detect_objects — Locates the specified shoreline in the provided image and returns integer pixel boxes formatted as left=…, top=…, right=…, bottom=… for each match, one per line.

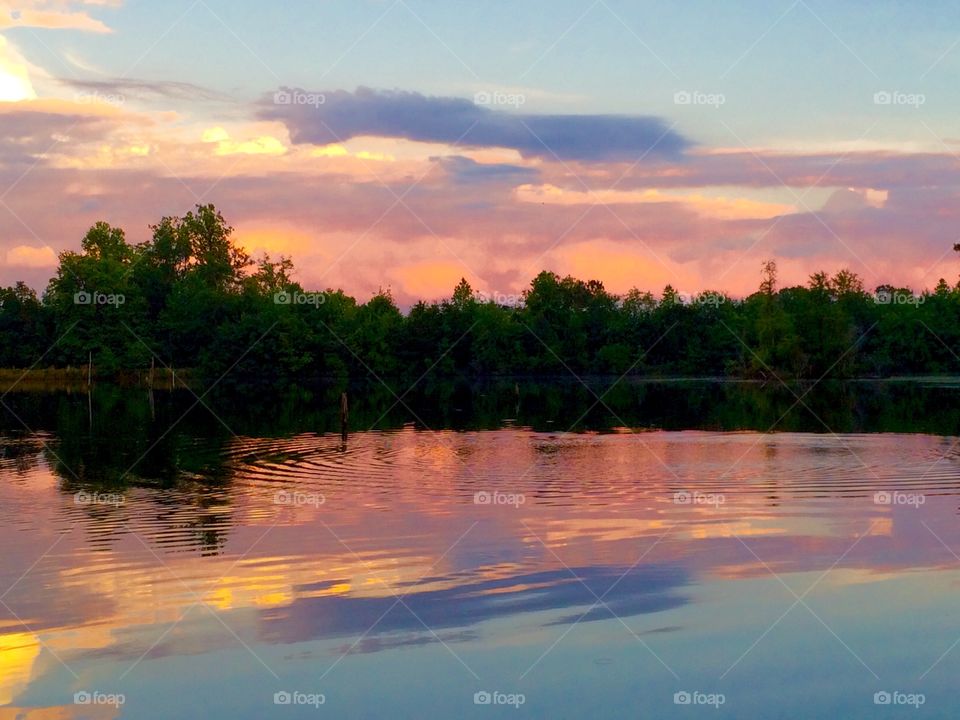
left=4, top=368, right=960, bottom=393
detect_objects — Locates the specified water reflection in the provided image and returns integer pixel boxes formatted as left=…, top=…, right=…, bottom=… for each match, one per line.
left=2, top=383, right=960, bottom=717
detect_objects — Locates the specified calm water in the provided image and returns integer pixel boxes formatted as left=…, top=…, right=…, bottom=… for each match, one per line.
left=3, top=381, right=960, bottom=718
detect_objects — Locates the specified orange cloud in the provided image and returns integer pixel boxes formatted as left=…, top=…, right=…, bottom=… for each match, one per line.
left=552, top=240, right=698, bottom=294
left=6, top=245, right=58, bottom=268
left=391, top=260, right=484, bottom=300
left=234, top=225, right=318, bottom=257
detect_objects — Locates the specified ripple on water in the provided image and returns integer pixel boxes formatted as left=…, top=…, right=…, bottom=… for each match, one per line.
left=211, top=429, right=960, bottom=504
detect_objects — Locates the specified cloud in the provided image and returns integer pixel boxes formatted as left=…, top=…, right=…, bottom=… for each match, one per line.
left=260, top=86, right=691, bottom=162
left=0, top=106, right=116, bottom=165
left=6, top=244, right=58, bottom=268
left=390, top=260, right=487, bottom=300
left=514, top=184, right=795, bottom=220
left=0, top=101, right=956, bottom=306
left=309, top=143, right=395, bottom=162
left=259, top=562, right=689, bottom=643
left=433, top=155, right=538, bottom=184
left=821, top=187, right=888, bottom=214
left=0, top=159, right=943, bottom=305
left=0, top=36, right=36, bottom=102
left=0, top=1, right=117, bottom=33
left=612, top=150, right=960, bottom=190
left=58, top=77, right=231, bottom=103
left=201, top=126, right=286, bottom=156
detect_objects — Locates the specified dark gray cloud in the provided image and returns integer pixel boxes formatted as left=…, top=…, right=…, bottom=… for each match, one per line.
left=432, top=155, right=539, bottom=184
left=259, top=86, right=692, bottom=162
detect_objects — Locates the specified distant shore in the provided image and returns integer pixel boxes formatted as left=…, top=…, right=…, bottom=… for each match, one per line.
left=5, top=368, right=960, bottom=394
left=0, top=367, right=196, bottom=393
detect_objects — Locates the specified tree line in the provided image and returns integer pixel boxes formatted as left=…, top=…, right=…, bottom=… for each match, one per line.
left=1, top=204, right=958, bottom=384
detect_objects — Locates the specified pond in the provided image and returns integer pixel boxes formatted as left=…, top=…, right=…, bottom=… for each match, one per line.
left=1, top=379, right=959, bottom=718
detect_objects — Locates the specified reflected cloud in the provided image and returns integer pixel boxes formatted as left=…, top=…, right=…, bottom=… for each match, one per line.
left=258, top=563, right=690, bottom=645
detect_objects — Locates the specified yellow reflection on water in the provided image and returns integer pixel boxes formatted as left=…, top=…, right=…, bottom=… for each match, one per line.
left=0, top=631, right=40, bottom=704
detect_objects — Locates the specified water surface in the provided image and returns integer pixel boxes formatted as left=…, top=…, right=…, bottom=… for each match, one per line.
left=2, top=381, right=960, bottom=718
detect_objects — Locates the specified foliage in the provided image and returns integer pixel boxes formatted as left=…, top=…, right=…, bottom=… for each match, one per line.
left=3, top=206, right=959, bottom=384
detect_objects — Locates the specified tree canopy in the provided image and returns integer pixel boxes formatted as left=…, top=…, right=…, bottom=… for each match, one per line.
left=2, top=205, right=958, bottom=384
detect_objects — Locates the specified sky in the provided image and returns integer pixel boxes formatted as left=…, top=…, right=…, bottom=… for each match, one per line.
left=0, top=0, right=959, bottom=304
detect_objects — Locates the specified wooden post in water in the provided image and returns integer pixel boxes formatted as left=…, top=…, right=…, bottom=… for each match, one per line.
left=87, top=351, right=92, bottom=388
left=148, top=357, right=155, bottom=389
left=340, top=391, right=349, bottom=441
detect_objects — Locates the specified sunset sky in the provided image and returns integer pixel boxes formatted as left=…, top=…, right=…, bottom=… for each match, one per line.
left=1, top=0, right=959, bottom=304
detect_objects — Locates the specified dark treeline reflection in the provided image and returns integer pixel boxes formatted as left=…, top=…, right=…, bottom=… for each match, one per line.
left=4, top=379, right=960, bottom=489
left=3, top=379, right=960, bottom=556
